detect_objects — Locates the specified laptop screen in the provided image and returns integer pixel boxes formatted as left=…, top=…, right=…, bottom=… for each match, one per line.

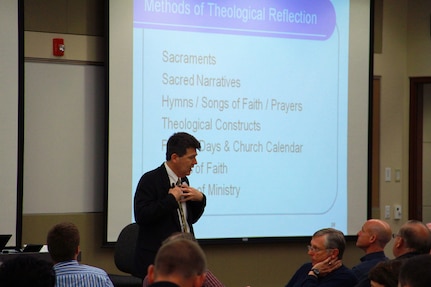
left=0, top=234, right=12, bottom=250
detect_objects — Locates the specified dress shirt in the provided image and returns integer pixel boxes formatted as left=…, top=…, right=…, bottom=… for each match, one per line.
left=165, top=162, right=189, bottom=232
left=54, top=260, right=114, bottom=287
left=203, top=270, right=225, bottom=287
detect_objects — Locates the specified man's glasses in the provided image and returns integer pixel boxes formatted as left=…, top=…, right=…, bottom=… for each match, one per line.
left=392, top=233, right=400, bottom=239
left=307, top=245, right=330, bottom=252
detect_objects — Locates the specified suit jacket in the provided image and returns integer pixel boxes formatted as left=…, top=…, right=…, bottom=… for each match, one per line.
left=133, top=164, right=206, bottom=278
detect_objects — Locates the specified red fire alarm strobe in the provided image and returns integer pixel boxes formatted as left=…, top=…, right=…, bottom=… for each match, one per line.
left=53, top=38, right=65, bottom=56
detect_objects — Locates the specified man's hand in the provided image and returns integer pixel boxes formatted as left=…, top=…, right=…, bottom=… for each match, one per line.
left=168, top=185, right=183, bottom=201
left=309, top=257, right=342, bottom=277
left=168, top=183, right=204, bottom=202
left=179, top=183, right=204, bottom=202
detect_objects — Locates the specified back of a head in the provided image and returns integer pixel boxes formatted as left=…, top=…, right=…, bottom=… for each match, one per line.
left=368, top=260, right=402, bottom=287
left=368, top=219, right=392, bottom=247
left=0, top=256, right=55, bottom=287
left=399, top=254, right=431, bottom=287
left=47, top=222, right=80, bottom=263
left=313, top=228, right=346, bottom=259
left=399, top=220, right=431, bottom=254
left=153, top=238, right=206, bottom=280
left=162, top=232, right=197, bottom=244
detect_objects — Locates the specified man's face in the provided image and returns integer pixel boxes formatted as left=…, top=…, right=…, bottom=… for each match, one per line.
left=356, top=222, right=372, bottom=249
left=307, top=235, right=334, bottom=265
left=174, top=148, right=198, bottom=177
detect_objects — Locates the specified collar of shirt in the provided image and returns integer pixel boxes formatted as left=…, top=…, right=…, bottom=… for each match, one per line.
left=164, top=162, right=180, bottom=186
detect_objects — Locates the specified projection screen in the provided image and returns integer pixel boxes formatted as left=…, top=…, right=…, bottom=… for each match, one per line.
left=106, top=0, right=371, bottom=243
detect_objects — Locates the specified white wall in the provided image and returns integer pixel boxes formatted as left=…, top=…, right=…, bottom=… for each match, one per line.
left=374, top=0, right=408, bottom=235
left=23, top=62, right=105, bottom=213
left=406, top=1, right=431, bottom=222
left=0, top=0, right=19, bottom=245
left=372, top=0, right=431, bottom=234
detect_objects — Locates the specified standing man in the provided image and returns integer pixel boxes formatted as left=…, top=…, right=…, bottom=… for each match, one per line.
left=133, top=132, right=206, bottom=279
left=285, top=228, right=357, bottom=287
left=352, top=219, right=392, bottom=287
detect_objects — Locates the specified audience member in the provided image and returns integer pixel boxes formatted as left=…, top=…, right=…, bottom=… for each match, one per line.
left=368, top=259, right=402, bottom=287
left=426, top=222, right=431, bottom=253
left=142, top=232, right=224, bottom=287
left=147, top=237, right=207, bottom=287
left=398, top=254, right=431, bottom=287
left=134, top=132, right=206, bottom=278
left=284, top=228, right=357, bottom=287
left=0, top=255, right=55, bottom=287
left=392, top=220, right=431, bottom=259
left=47, top=222, right=114, bottom=287
left=352, top=219, right=392, bottom=287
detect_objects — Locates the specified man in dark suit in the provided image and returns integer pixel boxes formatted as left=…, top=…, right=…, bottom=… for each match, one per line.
left=133, top=132, right=206, bottom=279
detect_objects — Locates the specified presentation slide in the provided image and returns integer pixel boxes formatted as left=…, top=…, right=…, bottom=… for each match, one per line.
left=107, top=0, right=370, bottom=243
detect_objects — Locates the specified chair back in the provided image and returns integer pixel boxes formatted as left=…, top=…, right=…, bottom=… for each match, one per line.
left=114, top=223, right=139, bottom=274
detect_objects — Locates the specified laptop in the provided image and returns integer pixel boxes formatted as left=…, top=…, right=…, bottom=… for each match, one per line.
left=22, top=244, right=44, bottom=253
left=0, top=234, right=12, bottom=251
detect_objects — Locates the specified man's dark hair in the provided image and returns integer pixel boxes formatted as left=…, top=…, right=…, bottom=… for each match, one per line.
left=399, top=254, right=431, bottom=287
left=0, top=256, right=55, bottom=287
left=368, top=260, right=402, bottom=287
left=166, top=132, right=201, bottom=161
left=398, top=220, right=431, bottom=254
left=313, top=228, right=346, bottom=259
left=47, top=222, right=80, bottom=262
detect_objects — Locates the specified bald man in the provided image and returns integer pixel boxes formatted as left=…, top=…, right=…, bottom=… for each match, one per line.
left=352, top=219, right=392, bottom=287
left=393, top=220, right=431, bottom=260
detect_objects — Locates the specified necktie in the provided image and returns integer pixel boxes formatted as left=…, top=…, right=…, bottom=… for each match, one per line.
left=176, top=178, right=189, bottom=233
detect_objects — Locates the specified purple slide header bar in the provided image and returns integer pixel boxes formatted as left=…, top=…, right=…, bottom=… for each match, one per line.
left=134, top=0, right=336, bottom=40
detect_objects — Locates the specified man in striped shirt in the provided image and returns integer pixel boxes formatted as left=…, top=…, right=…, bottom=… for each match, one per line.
left=47, top=222, right=114, bottom=287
